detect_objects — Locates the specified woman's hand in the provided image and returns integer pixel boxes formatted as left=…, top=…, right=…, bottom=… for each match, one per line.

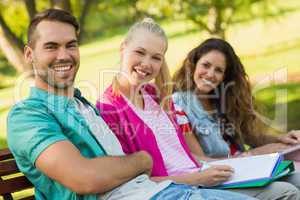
left=196, top=165, right=234, bottom=187
left=150, top=165, right=233, bottom=187
left=277, top=130, right=300, bottom=145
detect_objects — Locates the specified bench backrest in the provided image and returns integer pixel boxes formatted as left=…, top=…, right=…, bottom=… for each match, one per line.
left=0, top=148, right=34, bottom=200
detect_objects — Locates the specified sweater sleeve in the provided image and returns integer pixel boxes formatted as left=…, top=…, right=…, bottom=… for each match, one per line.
left=96, top=100, right=131, bottom=154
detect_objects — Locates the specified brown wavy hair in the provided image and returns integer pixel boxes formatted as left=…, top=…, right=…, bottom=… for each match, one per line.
left=173, top=38, right=263, bottom=147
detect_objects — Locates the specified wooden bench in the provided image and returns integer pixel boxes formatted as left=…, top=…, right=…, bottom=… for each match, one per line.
left=0, top=148, right=34, bottom=200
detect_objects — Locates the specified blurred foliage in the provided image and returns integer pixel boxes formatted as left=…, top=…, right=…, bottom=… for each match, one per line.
left=0, top=0, right=300, bottom=71
left=0, top=0, right=50, bottom=43
left=165, top=0, right=300, bottom=38
left=0, top=0, right=29, bottom=43
left=1, top=0, right=299, bottom=43
left=0, top=52, right=16, bottom=89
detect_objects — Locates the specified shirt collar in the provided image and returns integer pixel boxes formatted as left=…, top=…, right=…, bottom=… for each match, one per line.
left=29, top=87, right=83, bottom=111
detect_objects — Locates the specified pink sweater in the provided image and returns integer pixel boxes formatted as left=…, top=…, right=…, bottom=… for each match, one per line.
left=96, top=84, right=200, bottom=176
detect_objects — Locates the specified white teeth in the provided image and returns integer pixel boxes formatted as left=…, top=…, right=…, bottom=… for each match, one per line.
left=134, top=67, right=149, bottom=77
left=137, top=69, right=147, bottom=76
left=202, top=79, right=214, bottom=86
left=53, top=65, right=72, bottom=72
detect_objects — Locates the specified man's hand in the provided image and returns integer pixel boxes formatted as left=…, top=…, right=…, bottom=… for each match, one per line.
left=278, top=130, right=300, bottom=145
left=137, top=150, right=153, bottom=176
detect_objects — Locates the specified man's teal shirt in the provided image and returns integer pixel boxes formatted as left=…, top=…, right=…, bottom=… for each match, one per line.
left=7, top=87, right=106, bottom=200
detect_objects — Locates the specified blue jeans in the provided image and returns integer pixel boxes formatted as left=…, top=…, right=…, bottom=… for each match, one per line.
left=151, top=183, right=257, bottom=200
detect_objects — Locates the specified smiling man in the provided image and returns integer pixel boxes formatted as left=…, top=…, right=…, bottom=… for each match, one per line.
left=8, top=9, right=162, bottom=200
left=25, top=12, right=80, bottom=95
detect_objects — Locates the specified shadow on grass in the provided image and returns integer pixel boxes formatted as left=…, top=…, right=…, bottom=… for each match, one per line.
left=81, top=25, right=200, bottom=61
left=255, top=82, right=300, bottom=103
left=283, top=98, right=300, bottom=130
left=168, top=28, right=199, bottom=39
left=82, top=24, right=129, bottom=44
left=255, top=82, right=300, bottom=131
left=82, top=19, right=199, bottom=44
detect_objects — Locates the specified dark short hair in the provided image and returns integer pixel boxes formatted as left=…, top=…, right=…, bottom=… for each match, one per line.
left=27, top=8, right=79, bottom=47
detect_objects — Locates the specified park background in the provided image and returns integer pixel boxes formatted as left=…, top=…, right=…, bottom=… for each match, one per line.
left=1, top=0, right=300, bottom=152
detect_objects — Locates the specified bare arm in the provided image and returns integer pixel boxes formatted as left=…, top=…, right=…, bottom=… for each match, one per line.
left=248, top=143, right=291, bottom=155
left=257, top=130, right=300, bottom=146
left=184, top=131, right=212, bottom=161
left=245, top=130, right=300, bottom=155
left=244, top=128, right=300, bottom=147
left=35, top=141, right=152, bottom=195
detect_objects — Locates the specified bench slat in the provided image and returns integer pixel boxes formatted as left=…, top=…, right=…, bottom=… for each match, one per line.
left=0, top=149, right=35, bottom=199
left=0, top=149, right=13, bottom=160
left=20, top=196, right=35, bottom=200
left=0, top=176, right=33, bottom=195
left=2, top=193, right=13, bottom=200
left=2, top=193, right=35, bottom=200
left=0, top=160, right=19, bottom=176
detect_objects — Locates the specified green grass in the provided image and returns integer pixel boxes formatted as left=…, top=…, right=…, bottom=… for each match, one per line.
left=1, top=11, right=300, bottom=149
left=254, top=82, right=300, bottom=132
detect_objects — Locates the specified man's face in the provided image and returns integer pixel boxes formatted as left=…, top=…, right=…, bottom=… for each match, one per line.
left=25, top=20, right=80, bottom=90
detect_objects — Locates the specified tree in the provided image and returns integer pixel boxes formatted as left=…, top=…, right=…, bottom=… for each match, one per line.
left=49, top=0, right=95, bottom=42
left=50, top=0, right=72, bottom=13
left=178, top=0, right=295, bottom=39
left=24, top=0, right=37, bottom=20
left=0, top=0, right=95, bottom=73
left=78, top=0, right=96, bottom=42
left=0, top=2, right=30, bottom=72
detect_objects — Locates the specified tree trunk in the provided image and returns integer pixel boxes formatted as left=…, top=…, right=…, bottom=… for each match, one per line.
left=50, top=0, right=72, bottom=13
left=0, top=14, right=24, bottom=50
left=208, top=6, right=225, bottom=39
left=24, top=0, right=37, bottom=20
left=0, top=29, right=29, bottom=73
left=214, top=29, right=225, bottom=39
left=79, top=0, right=93, bottom=43
left=0, top=14, right=29, bottom=72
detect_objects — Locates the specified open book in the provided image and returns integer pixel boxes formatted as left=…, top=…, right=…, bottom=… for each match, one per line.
left=207, top=153, right=294, bottom=188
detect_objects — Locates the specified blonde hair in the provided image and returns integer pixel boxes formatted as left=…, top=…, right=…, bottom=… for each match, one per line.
left=113, top=17, right=172, bottom=111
